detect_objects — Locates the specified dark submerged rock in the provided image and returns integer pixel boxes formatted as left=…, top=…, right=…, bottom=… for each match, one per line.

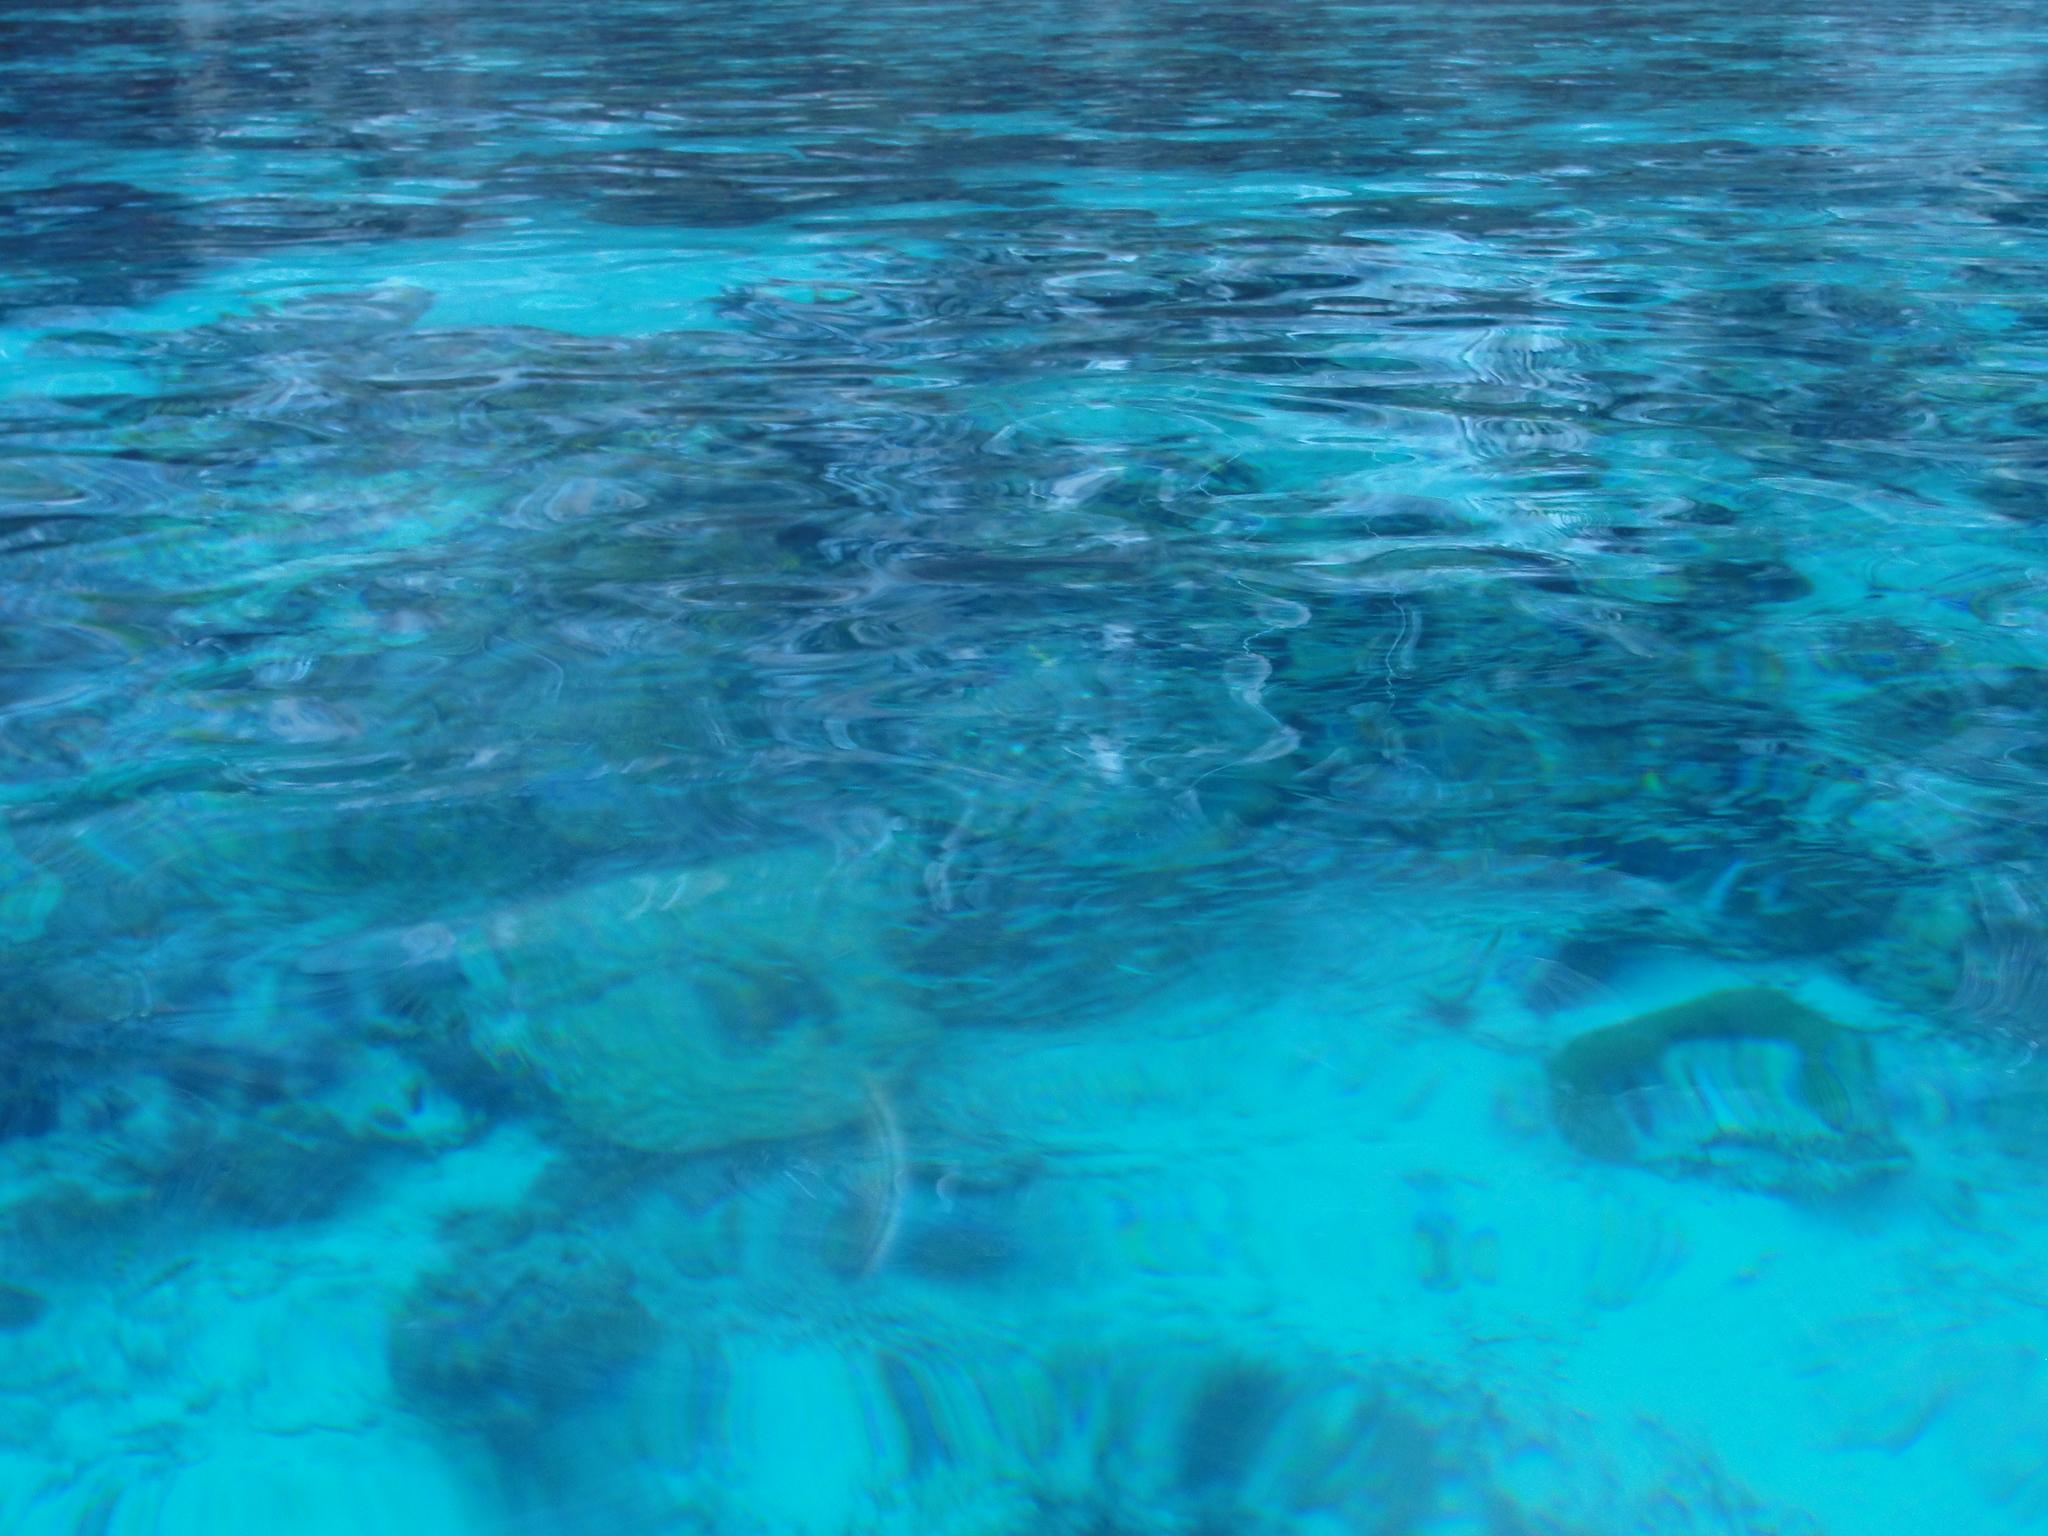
left=0, top=1282, right=48, bottom=1332
left=387, top=1231, right=658, bottom=1434
left=1040, top=1341, right=1443, bottom=1536
left=164, top=1103, right=376, bottom=1227
left=1548, top=987, right=1907, bottom=1196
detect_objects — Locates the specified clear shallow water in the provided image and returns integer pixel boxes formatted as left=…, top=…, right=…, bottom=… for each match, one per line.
left=5, top=0, right=2048, bottom=1529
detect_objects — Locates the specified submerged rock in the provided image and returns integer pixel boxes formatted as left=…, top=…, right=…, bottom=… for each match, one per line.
left=388, top=1231, right=657, bottom=1434
left=162, top=1102, right=377, bottom=1227
left=1033, top=1340, right=1443, bottom=1536
left=462, top=844, right=930, bottom=1156
left=0, top=1282, right=47, bottom=1332
left=1547, top=988, right=1907, bottom=1196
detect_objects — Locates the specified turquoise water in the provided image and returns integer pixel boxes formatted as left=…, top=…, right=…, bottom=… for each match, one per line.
left=5, top=0, right=2048, bottom=1529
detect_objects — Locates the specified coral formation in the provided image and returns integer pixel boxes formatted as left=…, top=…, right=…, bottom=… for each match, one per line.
left=387, top=1230, right=659, bottom=1434
left=1547, top=988, right=1907, bottom=1195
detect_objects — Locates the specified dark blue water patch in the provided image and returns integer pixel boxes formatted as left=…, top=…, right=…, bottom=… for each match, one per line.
left=0, top=179, right=470, bottom=324
left=0, top=182, right=199, bottom=315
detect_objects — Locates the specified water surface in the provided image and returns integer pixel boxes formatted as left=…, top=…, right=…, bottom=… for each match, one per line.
left=5, top=2, right=2048, bottom=1532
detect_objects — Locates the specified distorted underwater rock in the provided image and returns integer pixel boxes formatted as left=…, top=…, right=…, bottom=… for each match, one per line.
left=462, top=843, right=931, bottom=1156
left=1701, top=844, right=1904, bottom=960
left=1547, top=988, right=1907, bottom=1196
left=387, top=1230, right=658, bottom=1434
left=1838, top=878, right=1975, bottom=1021
left=1029, top=1340, right=1444, bottom=1536
left=0, top=1281, right=47, bottom=1332
left=160, top=1102, right=379, bottom=1227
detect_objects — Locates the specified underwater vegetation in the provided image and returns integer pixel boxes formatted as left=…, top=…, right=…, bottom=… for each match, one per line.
left=0, top=1282, right=47, bottom=1333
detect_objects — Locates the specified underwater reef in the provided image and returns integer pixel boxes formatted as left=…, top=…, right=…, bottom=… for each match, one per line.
left=1546, top=988, right=1908, bottom=1196
left=388, top=1225, right=660, bottom=1435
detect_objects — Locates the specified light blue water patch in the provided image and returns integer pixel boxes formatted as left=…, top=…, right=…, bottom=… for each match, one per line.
left=0, top=335, right=159, bottom=401
left=4, top=231, right=909, bottom=356
left=228, top=234, right=798, bottom=334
